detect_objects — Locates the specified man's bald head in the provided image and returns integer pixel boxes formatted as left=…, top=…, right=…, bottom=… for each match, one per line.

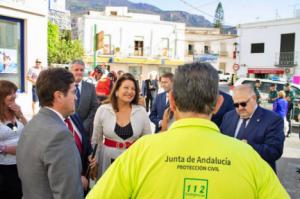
left=232, top=84, right=257, bottom=119
left=233, top=84, right=256, bottom=97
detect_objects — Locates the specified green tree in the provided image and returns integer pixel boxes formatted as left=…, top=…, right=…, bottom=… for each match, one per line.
left=214, top=2, right=224, bottom=29
left=48, top=21, right=60, bottom=64
left=48, top=22, right=84, bottom=64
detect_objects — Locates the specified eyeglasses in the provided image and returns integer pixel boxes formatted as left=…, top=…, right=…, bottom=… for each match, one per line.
left=234, top=98, right=251, bottom=108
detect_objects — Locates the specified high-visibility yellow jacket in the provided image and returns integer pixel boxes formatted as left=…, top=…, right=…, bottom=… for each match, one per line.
left=87, top=118, right=290, bottom=199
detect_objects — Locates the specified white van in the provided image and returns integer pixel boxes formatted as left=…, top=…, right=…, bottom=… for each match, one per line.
left=232, top=78, right=300, bottom=100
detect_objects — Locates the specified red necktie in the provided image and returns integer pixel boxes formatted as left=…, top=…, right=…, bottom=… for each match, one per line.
left=65, top=118, right=83, bottom=154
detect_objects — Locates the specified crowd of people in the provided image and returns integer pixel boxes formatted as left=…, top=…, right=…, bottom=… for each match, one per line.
left=0, top=59, right=293, bottom=198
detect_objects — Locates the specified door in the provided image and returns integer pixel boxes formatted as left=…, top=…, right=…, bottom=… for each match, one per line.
left=279, top=33, right=295, bottom=66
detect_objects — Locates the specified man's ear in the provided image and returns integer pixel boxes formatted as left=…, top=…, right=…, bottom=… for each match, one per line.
left=213, top=95, right=224, bottom=114
left=53, top=91, right=63, bottom=104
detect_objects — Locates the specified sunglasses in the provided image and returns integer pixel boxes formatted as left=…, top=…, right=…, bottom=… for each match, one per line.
left=234, top=98, right=251, bottom=108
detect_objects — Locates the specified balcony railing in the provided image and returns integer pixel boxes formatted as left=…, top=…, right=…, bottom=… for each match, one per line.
left=275, top=51, right=298, bottom=67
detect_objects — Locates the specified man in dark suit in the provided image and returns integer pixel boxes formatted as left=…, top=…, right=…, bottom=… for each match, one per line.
left=142, top=79, right=155, bottom=112
left=220, top=84, right=285, bottom=172
left=67, top=114, right=92, bottom=194
left=212, top=90, right=235, bottom=127
left=70, top=60, right=98, bottom=139
left=17, top=68, right=84, bottom=199
left=149, top=72, right=173, bottom=133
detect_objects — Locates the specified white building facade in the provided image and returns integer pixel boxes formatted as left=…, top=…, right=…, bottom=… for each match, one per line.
left=76, top=7, right=185, bottom=80
left=48, top=0, right=71, bottom=30
left=237, top=17, right=300, bottom=81
left=0, top=0, right=48, bottom=92
left=185, top=27, right=238, bottom=74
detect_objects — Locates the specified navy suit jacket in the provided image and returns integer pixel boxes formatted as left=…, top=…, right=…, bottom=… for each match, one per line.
left=212, top=90, right=235, bottom=127
left=70, top=114, right=92, bottom=175
left=149, top=92, right=168, bottom=133
left=220, top=106, right=285, bottom=172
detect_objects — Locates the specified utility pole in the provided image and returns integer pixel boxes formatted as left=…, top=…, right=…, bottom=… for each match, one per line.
left=93, top=24, right=97, bottom=68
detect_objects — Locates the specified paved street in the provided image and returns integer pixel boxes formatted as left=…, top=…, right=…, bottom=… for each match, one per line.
left=278, top=131, right=300, bottom=199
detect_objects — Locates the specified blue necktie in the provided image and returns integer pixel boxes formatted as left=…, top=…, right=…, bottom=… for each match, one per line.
left=75, top=84, right=80, bottom=107
left=236, top=119, right=248, bottom=139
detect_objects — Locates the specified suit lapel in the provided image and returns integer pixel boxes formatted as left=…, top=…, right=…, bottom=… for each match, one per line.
left=244, top=106, right=263, bottom=139
left=77, top=81, right=86, bottom=110
left=231, top=113, right=240, bottom=137
left=163, top=92, right=168, bottom=107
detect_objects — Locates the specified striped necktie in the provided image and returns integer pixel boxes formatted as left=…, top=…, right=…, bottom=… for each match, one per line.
left=65, top=118, right=83, bottom=154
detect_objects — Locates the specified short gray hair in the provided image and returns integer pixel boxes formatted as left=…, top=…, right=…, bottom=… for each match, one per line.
left=70, top=60, right=85, bottom=69
left=173, top=62, right=219, bottom=114
left=233, top=84, right=255, bottom=96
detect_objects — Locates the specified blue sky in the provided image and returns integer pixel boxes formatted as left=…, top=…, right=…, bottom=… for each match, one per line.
left=130, top=0, right=300, bottom=25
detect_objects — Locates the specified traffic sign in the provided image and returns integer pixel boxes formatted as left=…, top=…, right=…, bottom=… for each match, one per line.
left=233, top=63, right=240, bottom=71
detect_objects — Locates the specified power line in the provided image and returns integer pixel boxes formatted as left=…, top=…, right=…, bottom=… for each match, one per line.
left=177, top=0, right=215, bottom=19
left=177, top=0, right=233, bottom=26
left=198, top=0, right=219, bottom=7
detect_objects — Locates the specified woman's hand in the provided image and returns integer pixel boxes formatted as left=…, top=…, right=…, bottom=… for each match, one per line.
left=81, top=175, right=89, bottom=191
left=8, top=103, right=27, bottom=125
left=88, top=155, right=97, bottom=169
left=8, top=103, right=22, bottom=118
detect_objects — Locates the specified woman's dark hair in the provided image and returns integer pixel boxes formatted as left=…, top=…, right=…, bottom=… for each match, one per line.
left=104, top=73, right=139, bottom=112
left=0, top=80, right=18, bottom=122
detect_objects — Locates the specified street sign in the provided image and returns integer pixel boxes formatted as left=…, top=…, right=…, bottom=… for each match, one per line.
left=233, top=63, right=239, bottom=71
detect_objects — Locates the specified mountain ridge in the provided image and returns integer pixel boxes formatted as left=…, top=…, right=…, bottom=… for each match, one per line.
left=66, top=0, right=213, bottom=27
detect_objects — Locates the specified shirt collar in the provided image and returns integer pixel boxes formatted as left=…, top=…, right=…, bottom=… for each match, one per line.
left=169, top=118, right=220, bottom=133
left=45, top=107, right=65, bottom=123
left=75, top=80, right=82, bottom=91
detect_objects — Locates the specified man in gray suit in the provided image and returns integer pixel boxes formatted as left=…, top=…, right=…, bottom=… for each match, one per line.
left=70, top=60, right=98, bottom=139
left=17, top=68, right=84, bottom=199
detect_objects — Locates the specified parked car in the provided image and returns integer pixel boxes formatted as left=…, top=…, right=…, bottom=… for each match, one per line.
left=218, top=71, right=231, bottom=82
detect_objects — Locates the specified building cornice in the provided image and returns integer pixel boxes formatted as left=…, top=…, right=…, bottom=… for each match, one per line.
left=0, top=2, right=47, bottom=17
left=237, top=17, right=300, bottom=29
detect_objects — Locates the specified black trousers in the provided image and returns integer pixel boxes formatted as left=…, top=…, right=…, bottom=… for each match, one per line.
left=0, top=164, right=22, bottom=199
left=145, top=95, right=153, bottom=112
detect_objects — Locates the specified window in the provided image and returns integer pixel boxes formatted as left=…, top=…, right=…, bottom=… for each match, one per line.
left=204, top=45, right=210, bottom=54
left=0, top=16, right=24, bottom=91
left=110, top=11, right=117, bottom=16
left=279, top=33, right=295, bottom=66
left=128, top=66, right=142, bottom=80
left=161, top=38, right=169, bottom=57
left=251, top=43, right=264, bottom=53
left=188, top=44, right=194, bottom=55
left=103, top=34, right=111, bottom=55
left=134, top=40, right=143, bottom=56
